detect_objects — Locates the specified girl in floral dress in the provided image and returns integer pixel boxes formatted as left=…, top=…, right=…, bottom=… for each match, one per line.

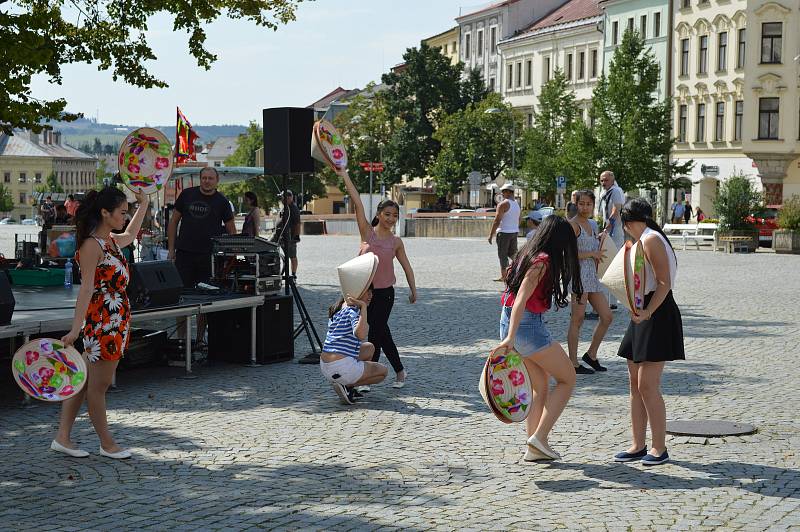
left=51, top=186, right=148, bottom=460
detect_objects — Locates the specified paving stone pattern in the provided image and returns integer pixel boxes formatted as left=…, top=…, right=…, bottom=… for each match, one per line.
left=1, top=236, right=799, bottom=531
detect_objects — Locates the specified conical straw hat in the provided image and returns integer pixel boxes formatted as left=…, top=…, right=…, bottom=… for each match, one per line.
left=596, top=232, right=619, bottom=278
left=336, top=252, right=379, bottom=299
left=478, top=350, right=532, bottom=423
left=311, top=120, right=348, bottom=172
left=600, top=241, right=635, bottom=312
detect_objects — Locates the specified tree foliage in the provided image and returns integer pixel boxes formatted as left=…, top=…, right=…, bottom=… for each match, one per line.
left=1, top=0, right=305, bottom=134
left=431, top=93, right=517, bottom=197
left=521, top=69, right=596, bottom=199
left=0, top=183, right=14, bottom=213
left=712, top=172, right=763, bottom=230
left=590, top=30, right=692, bottom=192
left=380, top=44, right=486, bottom=181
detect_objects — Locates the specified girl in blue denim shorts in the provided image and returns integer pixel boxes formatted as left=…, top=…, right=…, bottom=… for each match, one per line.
left=492, top=216, right=583, bottom=462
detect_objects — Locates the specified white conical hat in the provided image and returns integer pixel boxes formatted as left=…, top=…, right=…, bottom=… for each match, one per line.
left=600, top=241, right=634, bottom=312
left=596, top=233, right=619, bottom=278
left=311, top=120, right=348, bottom=172
left=337, top=252, right=379, bottom=299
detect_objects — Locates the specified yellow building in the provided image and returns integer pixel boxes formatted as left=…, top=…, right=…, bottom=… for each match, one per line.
left=0, top=130, right=96, bottom=220
left=422, top=27, right=460, bottom=65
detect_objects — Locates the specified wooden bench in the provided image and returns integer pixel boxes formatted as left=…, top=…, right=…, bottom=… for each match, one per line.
left=664, top=223, right=718, bottom=250
left=718, top=235, right=751, bottom=253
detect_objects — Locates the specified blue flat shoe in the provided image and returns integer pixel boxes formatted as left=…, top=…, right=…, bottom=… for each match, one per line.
left=641, top=450, right=669, bottom=466
left=613, top=447, right=648, bottom=462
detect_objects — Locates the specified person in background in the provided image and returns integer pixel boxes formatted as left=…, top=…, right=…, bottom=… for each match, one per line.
left=64, top=194, right=79, bottom=219
left=598, top=171, right=625, bottom=310
left=525, top=211, right=543, bottom=241
left=488, top=183, right=521, bottom=282
left=695, top=207, right=706, bottom=222
left=41, top=196, right=56, bottom=226
left=566, top=190, right=579, bottom=220
left=683, top=200, right=693, bottom=224
left=240, top=191, right=262, bottom=237
left=670, top=200, right=685, bottom=224
left=54, top=204, right=70, bottom=225
left=276, top=190, right=301, bottom=276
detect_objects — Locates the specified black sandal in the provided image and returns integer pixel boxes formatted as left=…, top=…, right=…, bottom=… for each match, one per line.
left=582, top=353, right=607, bottom=372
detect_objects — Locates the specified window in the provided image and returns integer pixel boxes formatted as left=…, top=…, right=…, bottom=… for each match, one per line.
left=452, top=41, right=456, bottom=54
left=591, top=49, right=598, bottom=77
left=699, top=35, right=708, bottom=74
left=443, top=44, right=448, bottom=54
left=566, top=53, right=573, bottom=81
left=679, top=105, right=688, bottom=142
left=578, top=51, right=585, bottom=80
left=717, top=32, right=727, bottom=71
left=489, top=77, right=495, bottom=91
left=516, top=62, right=522, bottom=88
left=34, top=172, right=42, bottom=183
left=680, top=39, right=689, bottom=76
left=544, top=57, right=551, bottom=82
left=3, top=172, right=9, bottom=183
left=758, top=97, right=780, bottom=139
left=627, top=17, right=634, bottom=32
left=640, top=15, right=647, bottom=39
left=477, top=30, right=483, bottom=57
left=737, top=28, right=746, bottom=68
left=525, top=59, right=532, bottom=86
left=715, top=102, right=725, bottom=141
left=19, top=192, right=26, bottom=205
left=465, top=33, right=471, bottom=60
left=654, top=12, right=661, bottom=37
left=612, top=21, right=619, bottom=45
left=507, top=64, right=513, bottom=89
left=761, top=23, right=782, bottom=64
left=490, top=27, right=497, bottom=53
left=19, top=172, right=27, bottom=184
left=696, top=103, right=706, bottom=142
left=681, top=0, right=690, bottom=8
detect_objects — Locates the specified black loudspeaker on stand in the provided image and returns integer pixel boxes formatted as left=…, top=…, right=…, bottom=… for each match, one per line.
left=262, top=106, right=323, bottom=363
left=208, top=295, right=293, bottom=364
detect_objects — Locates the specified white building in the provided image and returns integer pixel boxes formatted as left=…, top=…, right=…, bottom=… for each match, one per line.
left=206, top=136, right=240, bottom=168
left=456, top=0, right=571, bottom=92
left=498, top=0, right=604, bottom=127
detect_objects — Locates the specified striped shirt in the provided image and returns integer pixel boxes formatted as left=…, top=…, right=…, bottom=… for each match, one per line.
left=322, top=306, right=362, bottom=358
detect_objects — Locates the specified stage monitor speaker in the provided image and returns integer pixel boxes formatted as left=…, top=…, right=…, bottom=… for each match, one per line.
left=208, top=295, right=293, bottom=364
left=0, top=270, right=15, bottom=325
left=262, top=107, right=315, bottom=175
left=128, top=260, right=183, bottom=310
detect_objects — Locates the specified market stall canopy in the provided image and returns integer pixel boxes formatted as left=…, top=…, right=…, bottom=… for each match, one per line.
left=172, top=166, right=264, bottom=185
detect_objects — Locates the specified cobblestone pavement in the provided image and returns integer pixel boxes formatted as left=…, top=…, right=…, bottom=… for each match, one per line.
left=2, top=236, right=799, bottom=531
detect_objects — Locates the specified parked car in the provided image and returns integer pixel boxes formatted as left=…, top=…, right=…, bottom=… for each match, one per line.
left=0, top=217, right=17, bottom=224
left=21, top=219, right=38, bottom=226
left=475, top=207, right=496, bottom=213
left=746, top=205, right=781, bottom=247
left=449, top=209, right=476, bottom=213
left=406, top=208, right=434, bottom=216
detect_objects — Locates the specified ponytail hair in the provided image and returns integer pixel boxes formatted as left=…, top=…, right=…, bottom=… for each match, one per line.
left=620, top=197, right=677, bottom=259
left=75, top=186, right=128, bottom=248
left=244, top=191, right=258, bottom=207
left=371, top=199, right=400, bottom=227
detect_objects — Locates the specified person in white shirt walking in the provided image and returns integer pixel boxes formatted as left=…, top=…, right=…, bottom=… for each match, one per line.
left=488, top=184, right=521, bottom=282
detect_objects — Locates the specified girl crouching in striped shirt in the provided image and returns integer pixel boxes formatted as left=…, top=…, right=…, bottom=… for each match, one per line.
left=320, top=285, right=389, bottom=404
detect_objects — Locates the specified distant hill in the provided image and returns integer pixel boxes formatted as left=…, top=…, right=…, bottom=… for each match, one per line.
left=52, top=117, right=247, bottom=148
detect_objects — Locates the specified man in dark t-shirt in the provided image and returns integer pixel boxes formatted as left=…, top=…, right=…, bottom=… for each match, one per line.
left=168, top=167, right=235, bottom=347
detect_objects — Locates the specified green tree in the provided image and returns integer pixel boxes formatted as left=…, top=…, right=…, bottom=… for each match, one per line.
left=521, top=69, right=596, bottom=199
left=220, top=121, right=327, bottom=212
left=380, top=43, right=485, bottom=181
left=93, top=137, right=103, bottom=154
left=590, top=30, right=692, bottom=194
left=0, top=184, right=14, bottom=214
left=431, top=93, right=518, bottom=197
left=95, top=159, right=109, bottom=189
left=1, top=0, right=304, bottom=134
left=712, top=172, right=763, bottom=230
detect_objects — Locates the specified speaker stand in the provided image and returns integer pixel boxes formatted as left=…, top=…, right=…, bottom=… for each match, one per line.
left=288, top=276, right=323, bottom=364
left=244, top=303, right=262, bottom=368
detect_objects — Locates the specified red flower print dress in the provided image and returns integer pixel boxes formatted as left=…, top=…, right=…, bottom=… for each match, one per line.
left=76, top=236, right=131, bottom=362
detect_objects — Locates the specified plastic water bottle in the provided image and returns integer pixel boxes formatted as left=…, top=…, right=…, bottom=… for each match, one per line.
left=64, top=259, right=73, bottom=288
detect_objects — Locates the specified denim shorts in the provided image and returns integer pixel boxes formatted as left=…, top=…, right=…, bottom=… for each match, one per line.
left=499, top=306, right=553, bottom=356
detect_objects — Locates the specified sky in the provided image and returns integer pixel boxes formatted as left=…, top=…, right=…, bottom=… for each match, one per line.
left=30, top=0, right=486, bottom=126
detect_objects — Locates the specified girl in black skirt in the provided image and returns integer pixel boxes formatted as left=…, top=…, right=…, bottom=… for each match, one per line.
left=614, top=198, right=685, bottom=466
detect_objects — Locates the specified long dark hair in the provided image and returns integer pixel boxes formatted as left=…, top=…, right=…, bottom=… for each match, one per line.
left=371, top=199, right=400, bottom=227
left=75, top=186, right=127, bottom=248
left=328, top=284, right=374, bottom=318
left=506, top=216, right=582, bottom=309
left=620, top=198, right=677, bottom=258
left=244, top=191, right=258, bottom=207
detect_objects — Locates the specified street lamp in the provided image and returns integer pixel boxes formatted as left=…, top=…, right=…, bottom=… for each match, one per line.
left=485, top=107, right=516, bottom=181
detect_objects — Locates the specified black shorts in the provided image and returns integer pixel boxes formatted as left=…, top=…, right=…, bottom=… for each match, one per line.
left=175, top=250, right=212, bottom=288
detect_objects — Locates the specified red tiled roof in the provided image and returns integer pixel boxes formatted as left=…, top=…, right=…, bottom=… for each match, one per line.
left=457, top=0, right=520, bottom=21
left=526, top=0, right=601, bottom=32
left=308, top=87, right=355, bottom=109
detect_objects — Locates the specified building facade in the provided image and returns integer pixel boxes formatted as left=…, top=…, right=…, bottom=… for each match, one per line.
left=671, top=0, right=758, bottom=217
left=741, top=0, right=800, bottom=205
left=456, top=0, right=571, bottom=92
left=423, top=27, right=460, bottom=65
left=0, top=130, right=96, bottom=219
left=601, top=0, right=671, bottom=98
left=498, top=0, right=603, bottom=127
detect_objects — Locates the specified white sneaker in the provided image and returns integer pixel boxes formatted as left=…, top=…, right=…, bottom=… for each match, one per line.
left=355, top=385, right=371, bottom=393
left=99, top=446, right=132, bottom=459
left=50, top=440, right=89, bottom=458
left=527, top=435, right=561, bottom=460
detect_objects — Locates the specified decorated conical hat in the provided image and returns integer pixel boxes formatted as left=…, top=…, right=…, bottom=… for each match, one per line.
left=11, top=338, right=87, bottom=402
left=311, top=120, right=348, bottom=172
left=596, top=232, right=619, bottom=278
left=600, top=241, right=635, bottom=312
left=478, top=349, right=532, bottom=423
left=337, top=252, right=378, bottom=299
left=118, top=127, right=174, bottom=195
